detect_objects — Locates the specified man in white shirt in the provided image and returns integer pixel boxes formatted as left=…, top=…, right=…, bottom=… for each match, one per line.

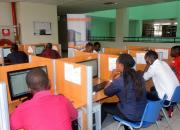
left=143, top=50, right=179, bottom=101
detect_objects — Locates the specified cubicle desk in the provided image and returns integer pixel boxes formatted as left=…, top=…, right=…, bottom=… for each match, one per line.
left=103, top=48, right=128, bottom=55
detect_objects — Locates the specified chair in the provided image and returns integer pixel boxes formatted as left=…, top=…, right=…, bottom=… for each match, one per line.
left=113, top=99, right=165, bottom=130
left=161, top=86, right=180, bottom=130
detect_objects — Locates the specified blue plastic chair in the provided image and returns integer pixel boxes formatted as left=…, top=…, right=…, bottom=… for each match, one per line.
left=161, top=86, right=180, bottom=130
left=113, top=99, right=165, bottom=130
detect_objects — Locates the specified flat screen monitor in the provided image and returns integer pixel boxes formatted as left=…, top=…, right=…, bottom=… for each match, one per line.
left=77, top=59, right=98, bottom=78
left=3, top=48, right=11, bottom=58
left=7, top=66, right=47, bottom=101
left=35, top=45, right=45, bottom=55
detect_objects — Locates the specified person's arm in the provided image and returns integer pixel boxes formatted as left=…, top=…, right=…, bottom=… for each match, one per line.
left=144, top=63, right=150, bottom=73
left=143, top=65, right=153, bottom=81
left=105, top=69, right=121, bottom=89
left=10, top=108, right=23, bottom=130
left=63, top=97, right=78, bottom=121
left=104, top=69, right=121, bottom=96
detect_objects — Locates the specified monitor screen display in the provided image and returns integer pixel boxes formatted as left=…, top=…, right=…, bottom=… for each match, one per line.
left=3, top=48, right=11, bottom=58
left=77, top=59, right=98, bottom=78
left=35, top=45, right=45, bottom=55
left=7, top=66, right=47, bottom=100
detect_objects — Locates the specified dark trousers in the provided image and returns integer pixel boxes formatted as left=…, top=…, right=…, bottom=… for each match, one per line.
left=101, top=103, right=133, bottom=130
left=146, top=86, right=160, bottom=101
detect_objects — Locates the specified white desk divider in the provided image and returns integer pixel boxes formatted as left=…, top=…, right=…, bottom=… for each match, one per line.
left=0, top=82, right=10, bottom=130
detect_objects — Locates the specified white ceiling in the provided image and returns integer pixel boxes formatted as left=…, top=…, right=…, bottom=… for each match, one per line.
left=2, top=0, right=178, bottom=14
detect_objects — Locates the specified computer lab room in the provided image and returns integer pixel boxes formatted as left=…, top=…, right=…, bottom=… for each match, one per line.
left=0, top=0, right=180, bottom=130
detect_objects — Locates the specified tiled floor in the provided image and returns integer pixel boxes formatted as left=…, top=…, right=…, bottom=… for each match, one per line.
left=102, top=107, right=180, bottom=130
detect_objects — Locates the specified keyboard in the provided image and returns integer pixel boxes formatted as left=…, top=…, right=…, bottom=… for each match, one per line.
left=93, top=81, right=109, bottom=92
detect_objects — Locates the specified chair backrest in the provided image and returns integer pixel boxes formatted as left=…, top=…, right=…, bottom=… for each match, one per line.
left=141, top=99, right=164, bottom=123
left=171, top=86, right=180, bottom=103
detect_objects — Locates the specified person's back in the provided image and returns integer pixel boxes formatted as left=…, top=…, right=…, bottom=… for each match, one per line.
left=7, top=44, right=28, bottom=64
left=171, top=46, right=180, bottom=82
left=143, top=51, right=179, bottom=100
left=104, top=73, right=147, bottom=121
left=10, top=68, right=77, bottom=130
left=7, top=51, right=28, bottom=64
left=41, top=43, right=61, bottom=59
left=103, top=54, right=147, bottom=126
left=11, top=91, right=76, bottom=130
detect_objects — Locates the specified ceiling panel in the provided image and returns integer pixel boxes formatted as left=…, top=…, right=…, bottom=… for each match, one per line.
left=0, top=0, right=177, bottom=14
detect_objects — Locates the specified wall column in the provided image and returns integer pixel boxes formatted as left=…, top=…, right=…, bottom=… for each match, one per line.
left=115, top=8, right=129, bottom=48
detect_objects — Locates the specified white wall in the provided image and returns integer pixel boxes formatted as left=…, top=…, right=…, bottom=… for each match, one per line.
left=0, top=2, right=12, bottom=26
left=16, top=2, right=58, bottom=44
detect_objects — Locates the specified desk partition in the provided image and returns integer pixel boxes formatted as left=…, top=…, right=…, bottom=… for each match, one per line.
left=0, top=61, right=53, bottom=113
left=103, top=48, right=128, bottom=55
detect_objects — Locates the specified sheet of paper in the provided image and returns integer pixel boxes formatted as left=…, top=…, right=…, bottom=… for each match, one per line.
left=108, top=57, right=117, bottom=71
left=136, top=53, right=146, bottom=64
left=64, top=63, right=81, bottom=85
left=28, top=46, right=34, bottom=53
left=72, top=67, right=81, bottom=85
left=0, top=48, right=2, bottom=58
left=155, top=49, right=168, bottom=60
left=64, top=63, right=74, bottom=82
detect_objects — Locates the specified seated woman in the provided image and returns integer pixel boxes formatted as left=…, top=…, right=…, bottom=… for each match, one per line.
left=101, top=53, right=147, bottom=130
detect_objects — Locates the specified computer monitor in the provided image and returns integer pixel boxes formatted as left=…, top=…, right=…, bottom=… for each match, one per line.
left=77, top=59, right=98, bottom=78
left=7, top=66, right=47, bottom=101
left=35, top=45, right=45, bottom=55
left=3, top=48, right=11, bottom=58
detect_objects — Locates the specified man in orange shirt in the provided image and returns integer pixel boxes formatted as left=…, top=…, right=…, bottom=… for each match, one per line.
left=171, top=46, right=180, bottom=82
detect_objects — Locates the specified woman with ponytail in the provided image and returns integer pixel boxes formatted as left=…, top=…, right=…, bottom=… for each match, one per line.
left=101, top=53, right=147, bottom=130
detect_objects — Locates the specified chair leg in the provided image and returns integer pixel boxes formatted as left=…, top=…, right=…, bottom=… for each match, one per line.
left=162, top=108, right=173, bottom=130
left=155, top=121, right=161, bottom=130
left=176, top=104, right=180, bottom=112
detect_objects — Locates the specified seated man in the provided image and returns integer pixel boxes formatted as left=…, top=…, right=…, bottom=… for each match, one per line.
left=41, top=43, right=61, bottom=59
left=93, top=42, right=101, bottom=53
left=143, top=50, right=179, bottom=101
left=10, top=68, right=77, bottom=130
left=170, top=45, right=180, bottom=82
left=83, top=42, right=94, bottom=53
left=7, top=44, right=28, bottom=64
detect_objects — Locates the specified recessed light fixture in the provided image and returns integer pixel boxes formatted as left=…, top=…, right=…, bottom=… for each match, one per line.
left=104, top=2, right=118, bottom=5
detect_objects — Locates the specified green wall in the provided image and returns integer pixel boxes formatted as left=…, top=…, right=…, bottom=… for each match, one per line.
left=87, top=10, right=116, bottom=37
left=129, top=1, right=179, bottom=20
left=89, top=17, right=115, bottom=37
left=87, top=1, right=180, bottom=38
left=128, top=1, right=180, bottom=37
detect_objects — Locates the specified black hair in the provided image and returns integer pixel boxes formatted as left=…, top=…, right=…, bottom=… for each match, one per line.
left=11, top=44, right=18, bottom=52
left=145, top=50, right=158, bottom=60
left=171, top=46, right=180, bottom=56
left=94, top=42, right=101, bottom=47
left=86, top=42, right=93, bottom=47
left=26, top=68, right=49, bottom=92
left=117, top=53, right=144, bottom=101
left=46, top=43, right=52, bottom=49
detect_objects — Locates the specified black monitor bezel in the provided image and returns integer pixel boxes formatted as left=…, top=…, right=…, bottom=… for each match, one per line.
left=76, top=59, right=98, bottom=78
left=7, top=66, right=48, bottom=101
